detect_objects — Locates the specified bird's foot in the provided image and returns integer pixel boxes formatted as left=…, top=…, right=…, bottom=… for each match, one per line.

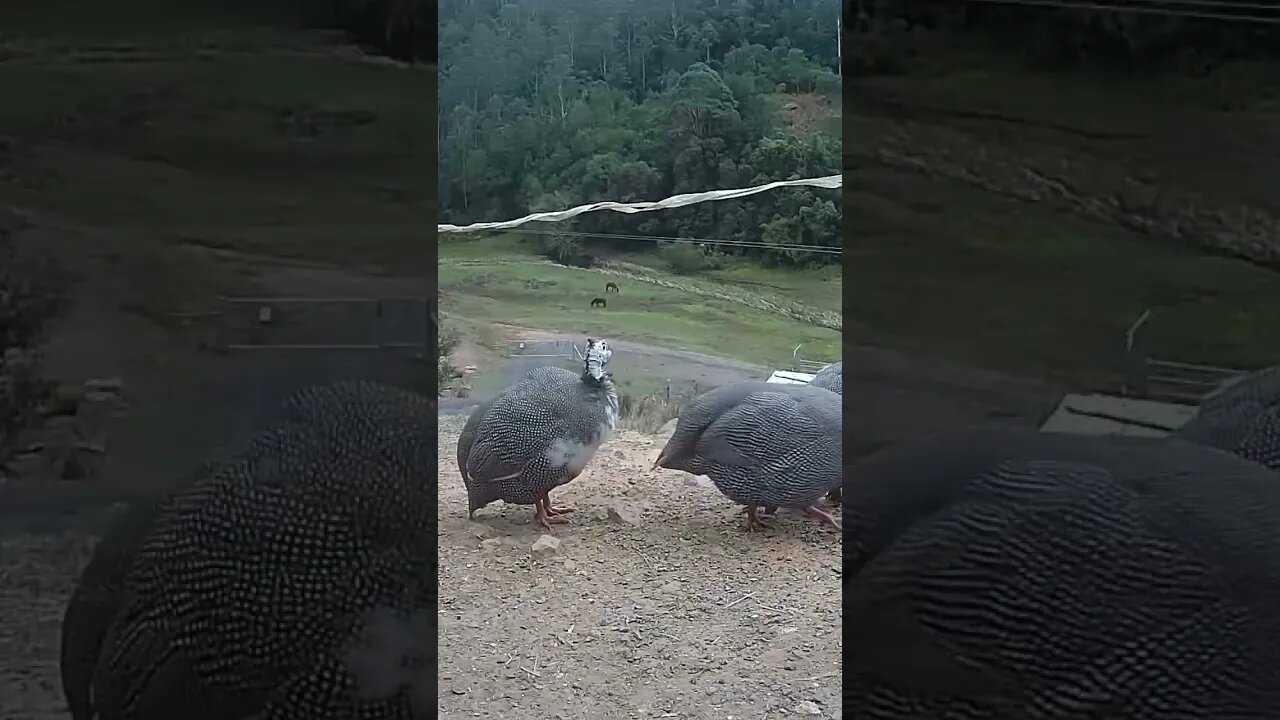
left=545, top=504, right=575, bottom=517
left=741, top=506, right=772, bottom=531
left=803, top=505, right=841, bottom=532
left=536, top=511, right=570, bottom=531
left=736, top=505, right=777, bottom=519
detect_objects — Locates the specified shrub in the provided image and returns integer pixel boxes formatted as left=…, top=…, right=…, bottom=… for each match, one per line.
left=660, top=242, right=722, bottom=275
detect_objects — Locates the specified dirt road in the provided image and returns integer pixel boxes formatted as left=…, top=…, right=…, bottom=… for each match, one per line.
left=436, top=416, right=844, bottom=720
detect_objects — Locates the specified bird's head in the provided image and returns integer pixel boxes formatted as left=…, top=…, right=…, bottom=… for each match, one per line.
left=583, top=337, right=613, bottom=382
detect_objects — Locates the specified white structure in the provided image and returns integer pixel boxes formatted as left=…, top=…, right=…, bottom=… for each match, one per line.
left=1040, top=393, right=1198, bottom=438
left=767, top=370, right=817, bottom=385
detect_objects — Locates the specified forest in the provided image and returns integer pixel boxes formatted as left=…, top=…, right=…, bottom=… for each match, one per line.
left=438, top=0, right=842, bottom=269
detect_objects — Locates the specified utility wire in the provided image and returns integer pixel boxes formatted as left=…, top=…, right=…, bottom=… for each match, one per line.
left=503, top=227, right=843, bottom=255
left=963, top=0, right=1280, bottom=23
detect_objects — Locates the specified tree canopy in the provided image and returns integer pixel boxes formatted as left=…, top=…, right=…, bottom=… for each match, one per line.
left=439, top=0, right=842, bottom=268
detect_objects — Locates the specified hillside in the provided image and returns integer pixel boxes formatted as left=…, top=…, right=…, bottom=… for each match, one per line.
left=846, top=26, right=1280, bottom=390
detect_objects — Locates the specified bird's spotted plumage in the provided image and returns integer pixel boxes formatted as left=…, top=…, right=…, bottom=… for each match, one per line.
left=459, top=339, right=619, bottom=520
left=809, top=361, right=842, bottom=395
left=844, top=428, right=1280, bottom=718
left=78, top=380, right=434, bottom=720
left=1173, top=363, right=1280, bottom=470
left=656, top=382, right=841, bottom=516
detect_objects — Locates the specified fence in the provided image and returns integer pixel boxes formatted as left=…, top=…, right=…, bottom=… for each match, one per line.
left=790, top=344, right=836, bottom=373
left=203, top=296, right=431, bottom=355
left=1122, top=309, right=1248, bottom=405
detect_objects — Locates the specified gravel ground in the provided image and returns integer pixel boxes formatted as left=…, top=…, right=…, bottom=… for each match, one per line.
left=0, top=532, right=91, bottom=720
left=436, top=415, right=844, bottom=720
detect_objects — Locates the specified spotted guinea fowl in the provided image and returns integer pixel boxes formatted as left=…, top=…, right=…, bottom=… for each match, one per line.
left=805, top=361, right=843, bottom=508
left=459, top=338, right=619, bottom=530
left=808, top=361, right=842, bottom=395
left=1172, top=362, right=1280, bottom=470
left=844, top=427, right=1280, bottom=718
left=61, top=491, right=184, bottom=720
left=654, top=381, right=841, bottom=530
left=84, top=380, right=434, bottom=720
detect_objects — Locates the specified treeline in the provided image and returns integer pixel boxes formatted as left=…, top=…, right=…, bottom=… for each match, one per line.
left=439, top=0, right=842, bottom=269
left=286, top=0, right=435, bottom=62
left=849, top=0, right=1280, bottom=75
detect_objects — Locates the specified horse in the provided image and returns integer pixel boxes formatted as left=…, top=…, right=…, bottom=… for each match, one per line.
left=590, top=297, right=607, bottom=308
left=605, top=282, right=620, bottom=293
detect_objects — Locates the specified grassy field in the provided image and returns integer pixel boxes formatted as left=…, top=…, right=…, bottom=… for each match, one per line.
left=0, top=0, right=431, bottom=273
left=439, top=236, right=842, bottom=369
left=846, top=58, right=1280, bottom=390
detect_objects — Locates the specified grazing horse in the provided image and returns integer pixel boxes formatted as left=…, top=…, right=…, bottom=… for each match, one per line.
left=605, top=282, right=620, bottom=293
left=590, top=297, right=607, bottom=308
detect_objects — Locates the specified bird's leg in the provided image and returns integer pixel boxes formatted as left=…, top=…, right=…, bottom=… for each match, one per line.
left=803, top=505, right=842, bottom=532
left=535, top=496, right=570, bottom=530
left=741, top=506, right=772, bottom=530
left=541, top=491, right=575, bottom=516
left=736, top=505, right=778, bottom=518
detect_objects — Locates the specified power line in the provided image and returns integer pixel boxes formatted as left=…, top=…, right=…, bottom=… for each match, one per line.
left=962, top=0, right=1280, bottom=23
left=502, top=227, right=843, bottom=255
left=1116, top=0, right=1280, bottom=10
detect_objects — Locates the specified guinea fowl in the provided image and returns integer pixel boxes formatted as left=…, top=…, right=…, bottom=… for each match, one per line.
left=806, top=361, right=843, bottom=507
left=844, top=427, right=1280, bottom=718
left=1172, top=362, right=1280, bottom=470
left=459, top=338, right=619, bottom=530
left=78, top=380, right=434, bottom=720
left=654, top=381, right=841, bottom=530
left=808, top=360, right=842, bottom=395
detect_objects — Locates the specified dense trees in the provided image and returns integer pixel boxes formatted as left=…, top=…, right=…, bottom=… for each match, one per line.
left=439, top=0, right=842, bottom=268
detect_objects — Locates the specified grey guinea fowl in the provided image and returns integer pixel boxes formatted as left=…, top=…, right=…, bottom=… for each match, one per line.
left=459, top=338, right=619, bottom=530
left=654, top=381, right=842, bottom=531
left=844, top=427, right=1280, bottom=718
left=60, top=449, right=243, bottom=720
left=86, top=380, right=434, bottom=720
left=809, top=360, right=842, bottom=395
left=806, top=361, right=843, bottom=507
left=1172, top=362, right=1280, bottom=471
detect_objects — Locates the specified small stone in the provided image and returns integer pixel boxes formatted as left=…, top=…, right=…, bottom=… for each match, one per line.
left=607, top=503, right=641, bottom=525
left=454, top=385, right=472, bottom=399
left=660, top=581, right=681, bottom=594
left=563, top=559, right=578, bottom=572
left=682, top=473, right=700, bottom=487
left=531, top=534, right=561, bottom=557
left=479, top=538, right=502, bottom=551
left=591, top=506, right=611, bottom=521
left=793, top=700, right=822, bottom=715
left=759, top=648, right=788, bottom=666
left=468, top=522, right=493, bottom=538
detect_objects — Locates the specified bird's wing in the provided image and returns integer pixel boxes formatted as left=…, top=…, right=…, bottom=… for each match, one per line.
left=698, top=390, right=832, bottom=469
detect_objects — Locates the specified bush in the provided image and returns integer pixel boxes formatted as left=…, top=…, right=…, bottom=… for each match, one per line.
left=437, top=321, right=461, bottom=394
left=0, top=218, right=65, bottom=460
left=660, top=242, right=722, bottom=275
left=618, top=384, right=700, bottom=434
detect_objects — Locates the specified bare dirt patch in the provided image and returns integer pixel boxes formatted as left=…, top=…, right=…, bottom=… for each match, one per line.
left=0, top=531, right=91, bottom=720
left=436, top=416, right=843, bottom=720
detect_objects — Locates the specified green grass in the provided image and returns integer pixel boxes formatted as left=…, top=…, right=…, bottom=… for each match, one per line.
left=847, top=165, right=1280, bottom=389
left=439, top=239, right=841, bottom=369
left=0, top=5, right=432, bottom=271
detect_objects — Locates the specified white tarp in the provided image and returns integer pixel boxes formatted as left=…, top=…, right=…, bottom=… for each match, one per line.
left=438, top=175, right=842, bottom=234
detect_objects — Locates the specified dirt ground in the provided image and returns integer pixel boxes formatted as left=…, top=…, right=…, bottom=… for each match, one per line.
left=0, top=532, right=91, bottom=720
left=436, top=415, right=844, bottom=720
